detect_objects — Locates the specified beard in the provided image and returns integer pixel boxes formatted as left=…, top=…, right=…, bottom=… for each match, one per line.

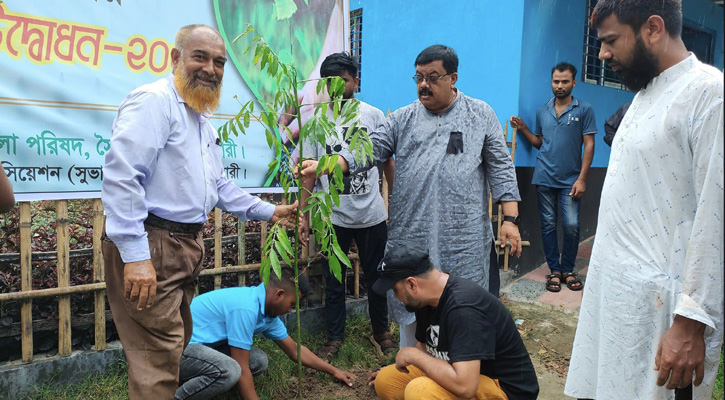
left=403, top=290, right=423, bottom=313
left=612, top=36, right=660, bottom=92
left=173, top=60, right=222, bottom=114
left=554, top=88, right=572, bottom=99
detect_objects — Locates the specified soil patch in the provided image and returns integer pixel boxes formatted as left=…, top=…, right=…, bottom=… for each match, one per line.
left=502, top=297, right=576, bottom=399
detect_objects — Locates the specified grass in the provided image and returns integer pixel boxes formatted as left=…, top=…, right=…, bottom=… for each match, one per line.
left=23, top=315, right=725, bottom=400
left=27, top=314, right=396, bottom=400
left=714, top=349, right=724, bottom=400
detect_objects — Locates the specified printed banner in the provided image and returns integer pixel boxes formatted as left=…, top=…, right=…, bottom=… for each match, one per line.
left=0, top=0, right=347, bottom=200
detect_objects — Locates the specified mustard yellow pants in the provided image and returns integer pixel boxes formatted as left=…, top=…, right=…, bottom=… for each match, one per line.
left=374, top=364, right=509, bottom=400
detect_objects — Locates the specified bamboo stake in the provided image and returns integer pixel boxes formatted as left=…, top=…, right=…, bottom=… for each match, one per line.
left=92, top=199, right=106, bottom=351
left=19, top=202, right=33, bottom=363
left=353, top=259, right=360, bottom=299
left=260, top=194, right=268, bottom=254
left=56, top=200, right=71, bottom=356
left=214, top=208, right=222, bottom=290
left=511, top=127, right=518, bottom=162
left=237, top=219, right=246, bottom=287
left=0, top=283, right=107, bottom=301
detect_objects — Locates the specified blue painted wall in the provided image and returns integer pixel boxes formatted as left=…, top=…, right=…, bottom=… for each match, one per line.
left=352, top=0, right=723, bottom=168
left=350, top=0, right=525, bottom=136
left=516, top=0, right=724, bottom=168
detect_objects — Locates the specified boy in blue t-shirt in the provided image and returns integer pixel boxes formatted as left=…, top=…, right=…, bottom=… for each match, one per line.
left=175, top=267, right=355, bottom=400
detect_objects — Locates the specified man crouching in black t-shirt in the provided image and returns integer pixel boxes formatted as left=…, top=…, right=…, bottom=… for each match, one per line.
left=368, top=243, right=539, bottom=400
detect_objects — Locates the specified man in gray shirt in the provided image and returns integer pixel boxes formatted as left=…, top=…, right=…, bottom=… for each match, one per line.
left=301, top=45, right=522, bottom=347
left=299, top=52, right=395, bottom=357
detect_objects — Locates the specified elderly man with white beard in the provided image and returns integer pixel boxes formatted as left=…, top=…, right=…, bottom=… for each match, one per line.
left=101, top=24, right=298, bottom=399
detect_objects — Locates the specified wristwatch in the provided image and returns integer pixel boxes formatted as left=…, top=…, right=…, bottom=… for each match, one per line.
left=502, top=215, right=520, bottom=225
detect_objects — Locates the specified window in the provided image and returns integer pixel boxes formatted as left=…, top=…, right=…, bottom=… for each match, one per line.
left=582, top=0, right=625, bottom=89
left=682, top=21, right=715, bottom=65
left=581, top=0, right=717, bottom=90
left=350, top=8, right=363, bottom=92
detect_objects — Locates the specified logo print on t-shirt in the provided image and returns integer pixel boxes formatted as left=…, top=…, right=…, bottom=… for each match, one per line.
left=325, top=126, right=371, bottom=195
left=425, top=324, right=449, bottom=361
left=426, top=325, right=439, bottom=347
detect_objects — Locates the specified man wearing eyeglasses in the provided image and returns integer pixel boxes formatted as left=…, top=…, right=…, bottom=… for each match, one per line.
left=300, top=44, right=522, bottom=348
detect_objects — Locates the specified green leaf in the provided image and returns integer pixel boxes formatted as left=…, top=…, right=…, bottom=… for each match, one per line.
left=330, top=185, right=340, bottom=207
left=328, top=253, right=342, bottom=283
left=332, top=241, right=351, bottom=268
left=270, top=248, right=281, bottom=280
left=274, top=240, right=292, bottom=266
left=274, top=0, right=297, bottom=20
left=265, top=130, right=275, bottom=149
left=278, top=227, right=293, bottom=255
left=316, top=154, right=327, bottom=178
left=333, top=99, right=340, bottom=121
left=316, top=77, right=326, bottom=96
left=327, top=154, right=339, bottom=174
left=261, top=257, right=270, bottom=285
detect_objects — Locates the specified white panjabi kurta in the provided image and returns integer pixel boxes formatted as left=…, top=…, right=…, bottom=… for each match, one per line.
left=565, top=54, right=723, bottom=399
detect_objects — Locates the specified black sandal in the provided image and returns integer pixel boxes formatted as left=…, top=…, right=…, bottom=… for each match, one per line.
left=562, top=272, right=583, bottom=291
left=545, top=273, right=562, bottom=293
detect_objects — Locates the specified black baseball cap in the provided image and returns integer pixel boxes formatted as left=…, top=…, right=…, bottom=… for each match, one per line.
left=372, top=243, right=433, bottom=296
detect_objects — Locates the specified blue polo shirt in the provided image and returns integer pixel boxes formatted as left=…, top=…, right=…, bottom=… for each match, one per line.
left=533, top=97, right=597, bottom=188
left=189, top=283, right=289, bottom=350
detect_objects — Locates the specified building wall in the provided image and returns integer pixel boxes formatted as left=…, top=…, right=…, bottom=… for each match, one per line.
left=350, top=0, right=526, bottom=130
left=351, top=0, right=723, bottom=278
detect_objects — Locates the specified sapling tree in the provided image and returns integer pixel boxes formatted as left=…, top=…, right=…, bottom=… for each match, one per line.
left=218, top=24, right=374, bottom=396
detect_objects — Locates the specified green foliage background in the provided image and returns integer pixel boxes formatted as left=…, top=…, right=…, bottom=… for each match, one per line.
left=214, top=0, right=335, bottom=106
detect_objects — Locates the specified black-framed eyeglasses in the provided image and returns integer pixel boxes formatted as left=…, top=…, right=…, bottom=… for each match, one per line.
left=412, top=73, right=450, bottom=85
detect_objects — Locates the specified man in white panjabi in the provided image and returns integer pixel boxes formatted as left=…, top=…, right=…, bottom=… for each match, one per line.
left=565, top=1, right=723, bottom=400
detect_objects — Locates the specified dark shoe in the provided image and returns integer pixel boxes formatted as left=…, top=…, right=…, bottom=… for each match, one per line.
left=371, top=332, right=397, bottom=355
left=545, top=273, right=562, bottom=293
left=318, top=340, right=343, bottom=360
left=562, top=272, right=583, bottom=291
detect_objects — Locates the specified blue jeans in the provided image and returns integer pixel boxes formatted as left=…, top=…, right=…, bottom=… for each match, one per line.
left=536, top=186, right=580, bottom=274
left=175, top=343, right=268, bottom=399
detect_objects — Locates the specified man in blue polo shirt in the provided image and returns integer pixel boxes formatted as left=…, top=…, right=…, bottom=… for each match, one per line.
left=174, top=267, right=355, bottom=400
left=510, top=62, right=596, bottom=293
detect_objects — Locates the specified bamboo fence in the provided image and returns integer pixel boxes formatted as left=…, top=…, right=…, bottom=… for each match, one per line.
left=0, top=197, right=362, bottom=364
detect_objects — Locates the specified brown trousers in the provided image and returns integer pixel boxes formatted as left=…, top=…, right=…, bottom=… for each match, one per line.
left=103, top=224, right=204, bottom=399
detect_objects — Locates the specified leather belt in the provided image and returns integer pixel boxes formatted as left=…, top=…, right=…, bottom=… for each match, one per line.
left=145, top=213, right=203, bottom=234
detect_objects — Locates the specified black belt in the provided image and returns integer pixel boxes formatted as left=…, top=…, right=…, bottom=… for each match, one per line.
left=145, top=213, right=203, bottom=234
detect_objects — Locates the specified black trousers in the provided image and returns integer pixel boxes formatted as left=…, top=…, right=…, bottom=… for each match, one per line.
left=321, top=221, right=388, bottom=341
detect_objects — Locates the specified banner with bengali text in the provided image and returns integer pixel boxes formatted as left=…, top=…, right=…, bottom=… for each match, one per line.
left=0, top=0, right=347, bottom=201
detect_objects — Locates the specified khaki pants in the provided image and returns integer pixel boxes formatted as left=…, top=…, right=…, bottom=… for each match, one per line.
left=103, top=224, right=204, bottom=399
left=374, top=364, right=508, bottom=400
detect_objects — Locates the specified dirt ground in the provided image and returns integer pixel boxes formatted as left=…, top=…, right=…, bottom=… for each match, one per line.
left=503, top=298, right=576, bottom=399
left=289, top=298, right=575, bottom=400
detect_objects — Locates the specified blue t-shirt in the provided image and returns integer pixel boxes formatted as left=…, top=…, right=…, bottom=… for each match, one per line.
left=189, top=284, right=289, bottom=350
left=533, top=97, right=597, bottom=188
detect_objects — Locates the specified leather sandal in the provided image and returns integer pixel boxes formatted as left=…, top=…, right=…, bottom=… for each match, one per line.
left=562, top=272, right=583, bottom=291
left=371, top=332, right=397, bottom=355
left=318, top=340, right=343, bottom=359
left=545, top=273, right=562, bottom=293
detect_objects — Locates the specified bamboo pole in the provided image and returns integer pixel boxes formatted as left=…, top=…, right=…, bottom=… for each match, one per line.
left=353, top=259, right=360, bottom=299
left=260, top=194, right=268, bottom=254
left=0, top=254, right=359, bottom=301
left=0, top=283, right=107, bottom=301
left=214, top=208, right=222, bottom=290
left=19, top=202, right=33, bottom=363
left=92, top=199, right=106, bottom=351
left=56, top=200, right=71, bottom=356
left=511, top=128, right=518, bottom=162
left=237, top=219, right=246, bottom=288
